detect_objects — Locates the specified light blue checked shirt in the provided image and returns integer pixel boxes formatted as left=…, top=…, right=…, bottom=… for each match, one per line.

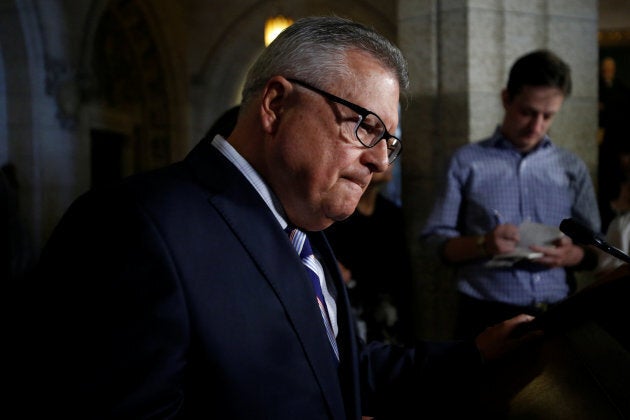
left=420, top=128, right=601, bottom=307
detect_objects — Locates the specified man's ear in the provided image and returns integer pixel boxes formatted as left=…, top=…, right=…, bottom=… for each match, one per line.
left=260, top=76, right=292, bottom=135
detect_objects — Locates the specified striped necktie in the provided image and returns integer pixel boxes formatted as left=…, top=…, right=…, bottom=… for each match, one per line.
left=286, top=227, right=339, bottom=361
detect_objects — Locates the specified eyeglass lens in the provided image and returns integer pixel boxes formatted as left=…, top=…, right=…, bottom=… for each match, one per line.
left=357, top=114, right=401, bottom=163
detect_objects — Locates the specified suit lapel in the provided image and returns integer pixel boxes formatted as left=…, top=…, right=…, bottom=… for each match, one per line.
left=184, top=141, right=351, bottom=418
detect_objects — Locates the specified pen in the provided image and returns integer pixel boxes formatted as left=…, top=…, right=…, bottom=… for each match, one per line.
left=493, top=209, right=502, bottom=225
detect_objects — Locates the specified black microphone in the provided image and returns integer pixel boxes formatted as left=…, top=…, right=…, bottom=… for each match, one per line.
left=560, top=218, right=630, bottom=264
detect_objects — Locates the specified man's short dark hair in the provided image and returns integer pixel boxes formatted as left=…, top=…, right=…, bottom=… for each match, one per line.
left=506, top=49, right=572, bottom=100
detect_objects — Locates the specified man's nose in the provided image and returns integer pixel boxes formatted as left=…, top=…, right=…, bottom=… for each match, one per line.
left=530, top=114, right=545, bottom=132
left=363, top=140, right=389, bottom=173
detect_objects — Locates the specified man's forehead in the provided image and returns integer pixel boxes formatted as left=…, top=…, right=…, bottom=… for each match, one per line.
left=514, top=85, right=564, bottom=101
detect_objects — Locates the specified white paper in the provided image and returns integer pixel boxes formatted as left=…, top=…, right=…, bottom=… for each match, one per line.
left=485, top=221, right=564, bottom=267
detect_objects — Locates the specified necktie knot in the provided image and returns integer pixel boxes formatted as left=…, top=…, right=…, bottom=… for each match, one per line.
left=286, top=227, right=308, bottom=255
left=286, top=227, right=316, bottom=264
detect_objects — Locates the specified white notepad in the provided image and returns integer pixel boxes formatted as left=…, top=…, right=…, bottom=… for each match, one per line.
left=486, top=221, right=564, bottom=267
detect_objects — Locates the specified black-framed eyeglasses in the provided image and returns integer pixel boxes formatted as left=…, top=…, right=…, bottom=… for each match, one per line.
left=287, top=78, right=402, bottom=164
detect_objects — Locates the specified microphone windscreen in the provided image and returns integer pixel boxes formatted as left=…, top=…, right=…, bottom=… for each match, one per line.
left=559, top=218, right=598, bottom=245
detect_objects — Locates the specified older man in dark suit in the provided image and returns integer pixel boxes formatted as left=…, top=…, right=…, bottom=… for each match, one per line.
left=28, top=16, right=537, bottom=419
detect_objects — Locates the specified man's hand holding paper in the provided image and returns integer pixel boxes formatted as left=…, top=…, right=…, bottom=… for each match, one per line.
left=486, top=221, right=565, bottom=267
left=530, top=233, right=585, bottom=268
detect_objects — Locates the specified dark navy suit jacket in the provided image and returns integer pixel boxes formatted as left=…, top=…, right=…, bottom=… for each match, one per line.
left=30, top=138, right=482, bottom=419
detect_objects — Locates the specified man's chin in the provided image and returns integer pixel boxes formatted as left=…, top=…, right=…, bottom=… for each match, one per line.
left=521, top=133, right=543, bottom=143
left=298, top=212, right=350, bottom=232
left=513, top=136, right=540, bottom=152
left=333, top=212, right=353, bottom=222
left=325, top=207, right=356, bottom=225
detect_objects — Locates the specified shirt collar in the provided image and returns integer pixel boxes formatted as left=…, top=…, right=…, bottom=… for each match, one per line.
left=211, top=134, right=289, bottom=229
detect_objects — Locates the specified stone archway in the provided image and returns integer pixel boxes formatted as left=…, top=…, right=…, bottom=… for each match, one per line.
left=188, top=0, right=399, bottom=143
left=85, top=0, right=178, bottom=184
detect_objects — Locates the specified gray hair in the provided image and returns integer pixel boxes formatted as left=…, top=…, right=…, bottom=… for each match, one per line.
left=241, top=16, right=409, bottom=105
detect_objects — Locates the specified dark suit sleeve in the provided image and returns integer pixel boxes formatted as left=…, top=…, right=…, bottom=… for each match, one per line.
left=358, top=339, right=485, bottom=419
left=30, top=187, right=189, bottom=418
